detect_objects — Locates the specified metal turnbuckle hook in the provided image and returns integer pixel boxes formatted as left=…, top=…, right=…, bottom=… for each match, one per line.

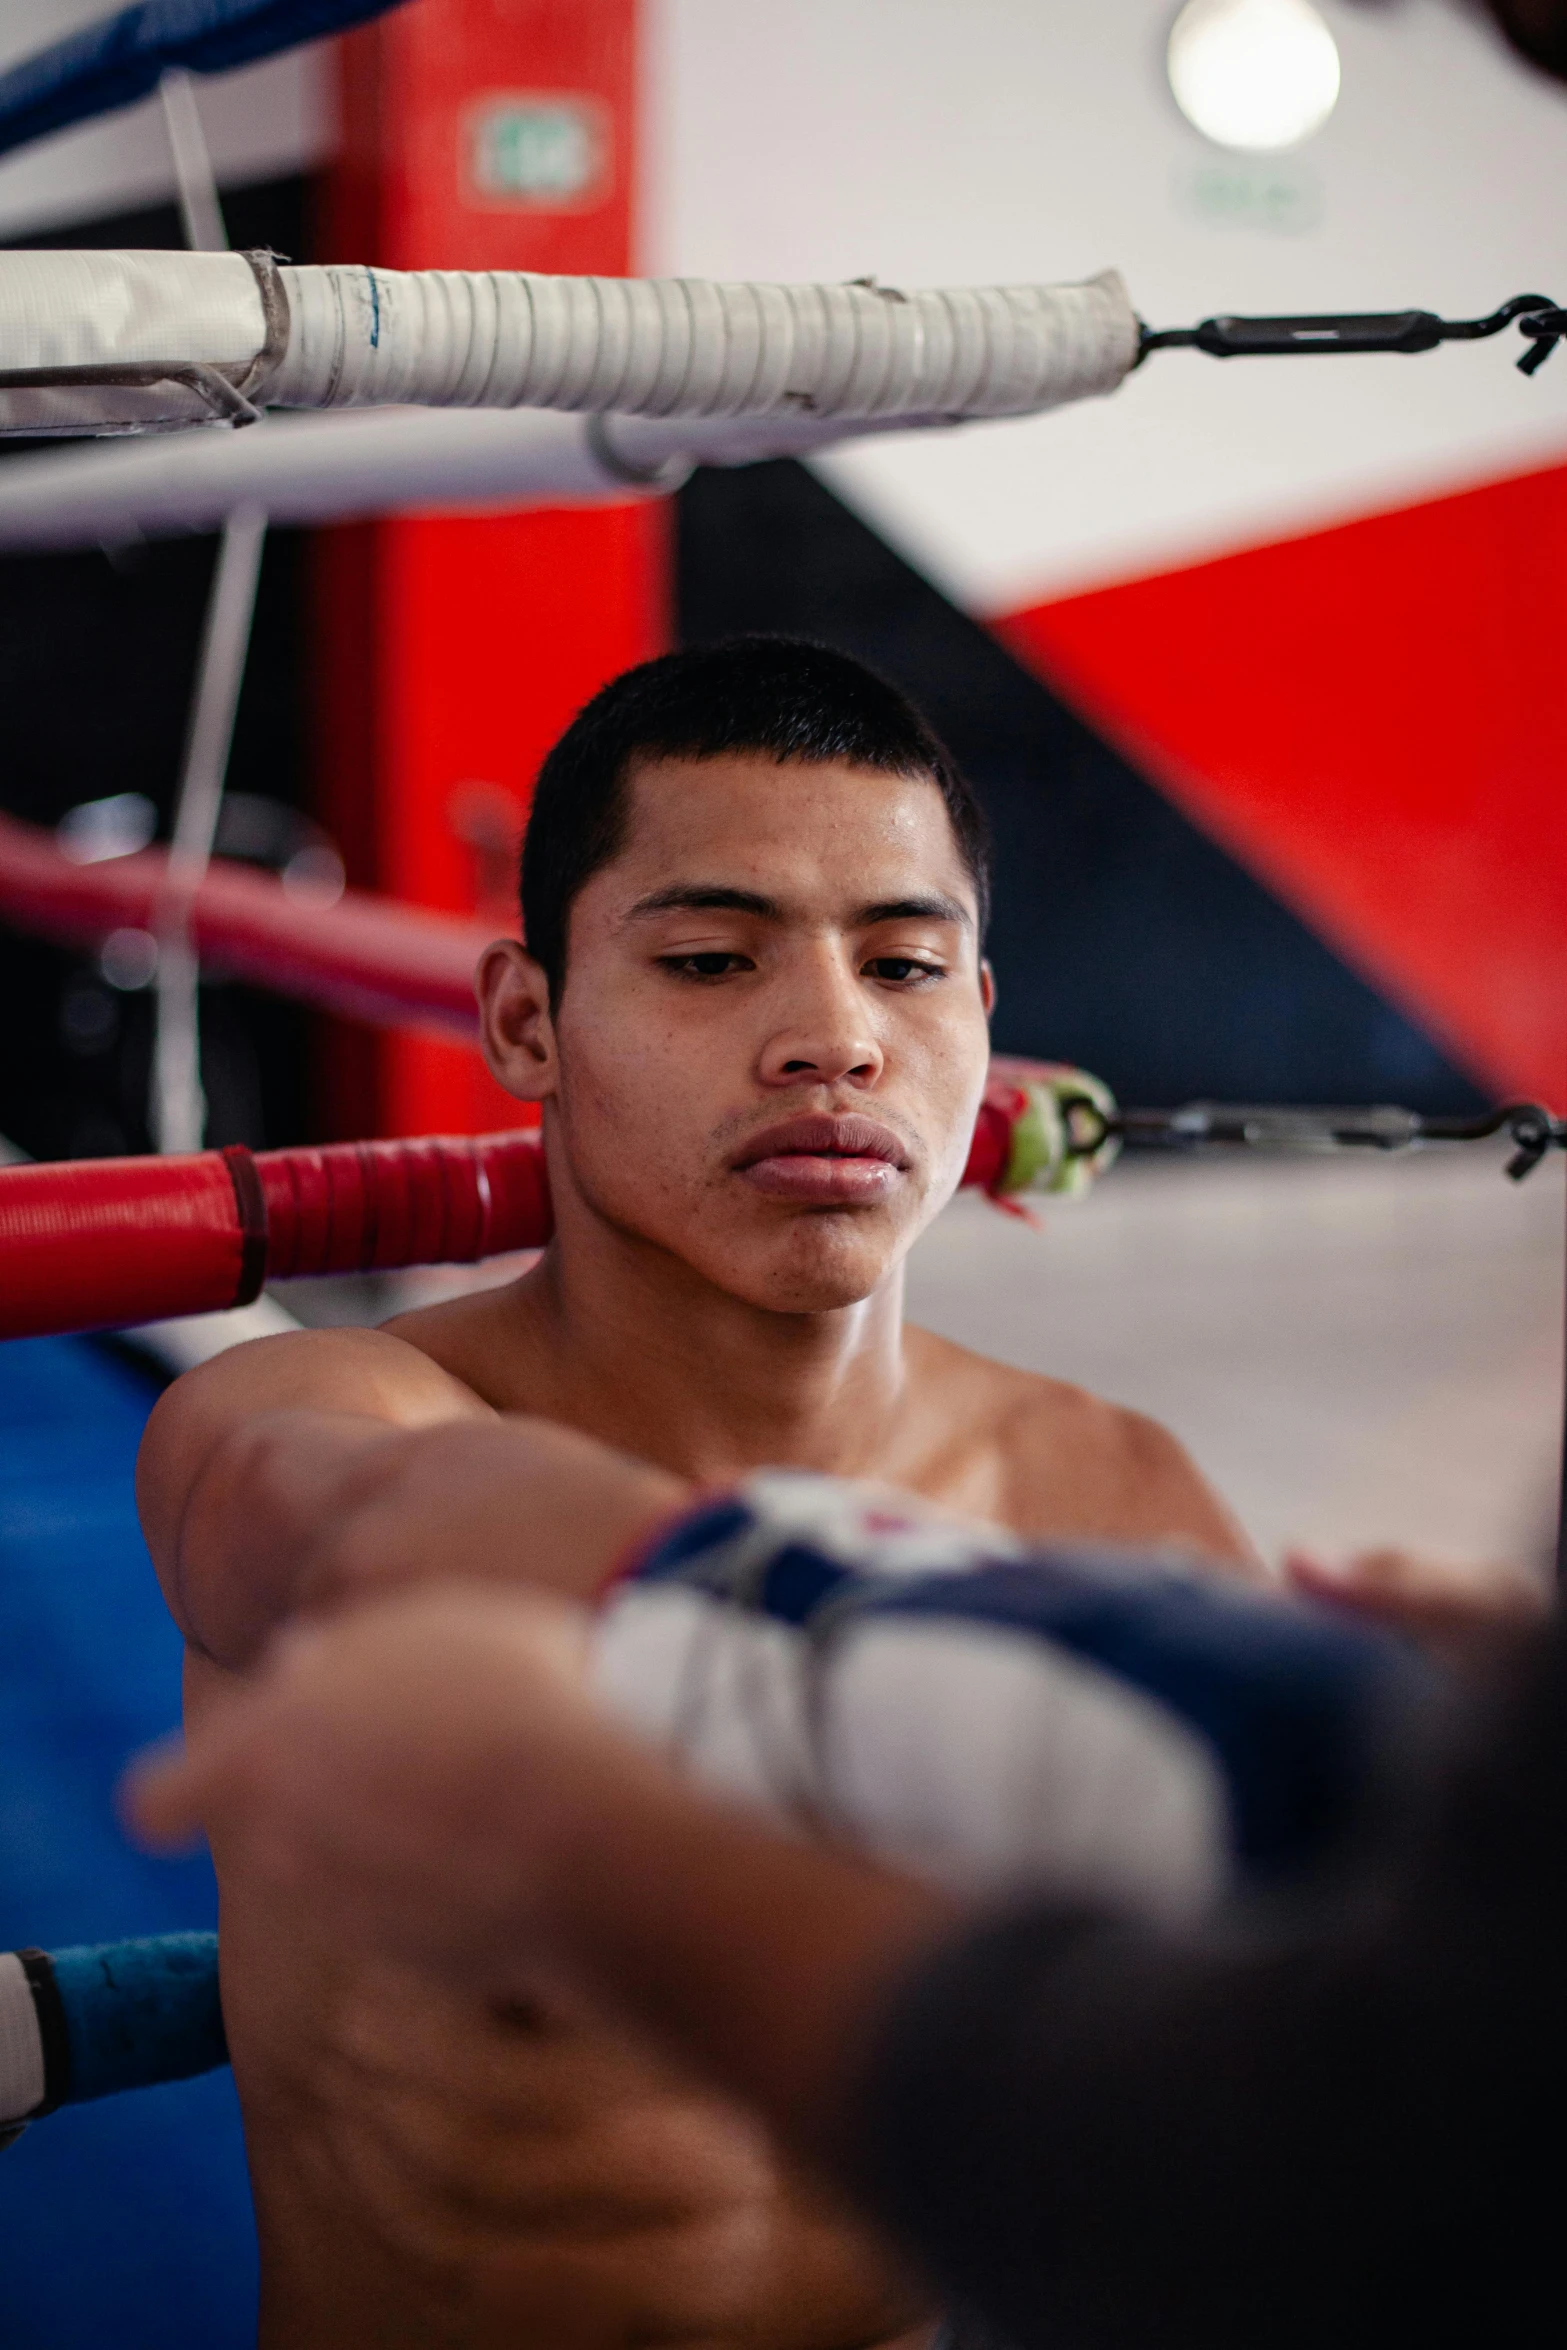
left=1137, top=292, right=1567, bottom=375
left=1083, top=1100, right=1567, bottom=1182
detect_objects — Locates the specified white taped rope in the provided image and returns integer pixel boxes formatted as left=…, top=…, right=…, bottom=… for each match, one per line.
left=0, top=249, right=272, bottom=435
left=269, top=262, right=1139, bottom=419
left=0, top=410, right=638, bottom=548
left=0, top=1951, right=44, bottom=2128
left=0, top=250, right=264, bottom=372
left=0, top=403, right=977, bottom=553
left=0, top=250, right=1140, bottom=437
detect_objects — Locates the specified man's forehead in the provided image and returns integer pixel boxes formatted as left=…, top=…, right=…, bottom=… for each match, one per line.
left=611, top=752, right=970, bottom=894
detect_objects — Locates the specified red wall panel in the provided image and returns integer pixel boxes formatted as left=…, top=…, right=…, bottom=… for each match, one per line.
left=1001, top=462, right=1567, bottom=1111
left=316, top=0, right=662, bottom=1139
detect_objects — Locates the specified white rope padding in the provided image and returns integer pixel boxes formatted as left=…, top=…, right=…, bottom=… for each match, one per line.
left=0, top=250, right=1140, bottom=436
left=0, top=403, right=993, bottom=553
left=0, top=250, right=265, bottom=371
left=0, top=250, right=270, bottom=436
left=0, top=1951, right=44, bottom=2127
left=269, top=262, right=1139, bottom=419
left=0, top=410, right=631, bottom=548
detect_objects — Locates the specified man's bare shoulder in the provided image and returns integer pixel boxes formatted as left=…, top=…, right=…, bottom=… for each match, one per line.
left=140, top=1323, right=487, bottom=1544
left=903, top=1325, right=1257, bottom=1568
left=379, top=1274, right=551, bottom=1414
left=153, top=1321, right=488, bottom=1439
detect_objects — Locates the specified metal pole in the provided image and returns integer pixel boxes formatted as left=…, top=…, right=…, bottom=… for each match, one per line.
left=152, top=506, right=267, bottom=1154
left=150, top=67, right=270, bottom=1155
left=157, top=68, right=227, bottom=256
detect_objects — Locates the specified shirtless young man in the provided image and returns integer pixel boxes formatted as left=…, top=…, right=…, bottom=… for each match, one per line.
left=137, top=637, right=1250, bottom=2349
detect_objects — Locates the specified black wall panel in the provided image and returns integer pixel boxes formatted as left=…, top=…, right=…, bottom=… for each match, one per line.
left=678, top=457, right=1486, bottom=1114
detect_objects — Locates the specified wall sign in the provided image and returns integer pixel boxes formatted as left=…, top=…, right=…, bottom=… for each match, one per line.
left=464, top=93, right=611, bottom=209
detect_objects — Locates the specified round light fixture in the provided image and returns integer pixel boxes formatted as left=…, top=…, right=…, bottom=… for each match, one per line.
left=1167, top=0, right=1342, bottom=153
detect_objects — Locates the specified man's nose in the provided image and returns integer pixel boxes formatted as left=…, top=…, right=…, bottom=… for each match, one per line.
left=757, top=955, right=884, bottom=1089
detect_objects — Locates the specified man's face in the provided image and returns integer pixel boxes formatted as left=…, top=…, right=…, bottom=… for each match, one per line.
left=508, top=754, right=993, bottom=1314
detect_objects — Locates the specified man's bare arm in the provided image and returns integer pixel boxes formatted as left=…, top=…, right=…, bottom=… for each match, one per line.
left=128, top=1579, right=960, bottom=2159
left=137, top=1329, right=686, bottom=1670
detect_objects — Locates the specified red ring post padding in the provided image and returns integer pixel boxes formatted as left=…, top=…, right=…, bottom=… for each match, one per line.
left=0, top=1097, right=1023, bottom=1344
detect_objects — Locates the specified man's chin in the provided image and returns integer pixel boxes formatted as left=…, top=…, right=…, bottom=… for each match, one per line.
left=712, top=1212, right=910, bottom=1315
left=580, top=1178, right=921, bottom=1312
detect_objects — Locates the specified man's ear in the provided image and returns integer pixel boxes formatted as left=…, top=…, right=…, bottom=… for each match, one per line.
left=980, top=958, right=997, bottom=1019
left=476, top=941, right=558, bottom=1102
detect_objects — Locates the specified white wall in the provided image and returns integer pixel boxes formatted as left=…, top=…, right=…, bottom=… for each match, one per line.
left=648, top=0, right=1567, bottom=605
left=0, top=1, right=336, bottom=238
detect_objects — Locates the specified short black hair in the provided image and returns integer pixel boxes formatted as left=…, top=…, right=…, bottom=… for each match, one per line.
left=520, top=636, right=990, bottom=1003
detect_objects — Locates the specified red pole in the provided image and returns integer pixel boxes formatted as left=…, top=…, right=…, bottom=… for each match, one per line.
left=315, top=0, right=664, bottom=1142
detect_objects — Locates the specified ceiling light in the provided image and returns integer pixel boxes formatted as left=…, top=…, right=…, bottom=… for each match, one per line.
left=1167, top=0, right=1342, bottom=153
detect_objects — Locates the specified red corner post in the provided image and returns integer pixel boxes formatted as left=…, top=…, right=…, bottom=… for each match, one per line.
left=314, top=0, right=665, bottom=1140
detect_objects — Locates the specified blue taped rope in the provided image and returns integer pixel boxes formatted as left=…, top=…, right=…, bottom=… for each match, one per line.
left=48, top=1932, right=226, bottom=2104
left=0, top=0, right=409, bottom=162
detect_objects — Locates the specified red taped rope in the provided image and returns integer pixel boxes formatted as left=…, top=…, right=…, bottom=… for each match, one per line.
left=0, top=1088, right=1028, bottom=1343
left=0, top=1131, right=556, bottom=1342
left=0, top=810, right=1066, bottom=1345
left=0, top=810, right=491, bottom=1038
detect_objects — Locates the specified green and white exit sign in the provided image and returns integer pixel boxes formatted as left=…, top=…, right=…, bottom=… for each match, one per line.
left=465, top=94, right=611, bottom=209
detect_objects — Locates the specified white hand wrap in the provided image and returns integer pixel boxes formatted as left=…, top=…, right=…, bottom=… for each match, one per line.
left=0, top=1950, right=43, bottom=2128
left=593, top=1472, right=1228, bottom=1925
left=591, top=1470, right=1424, bottom=1926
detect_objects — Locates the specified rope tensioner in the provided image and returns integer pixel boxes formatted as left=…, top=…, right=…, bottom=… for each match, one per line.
left=1082, top=1099, right=1567, bottom=1184
left=1140, top=291, right=1567, bottom=375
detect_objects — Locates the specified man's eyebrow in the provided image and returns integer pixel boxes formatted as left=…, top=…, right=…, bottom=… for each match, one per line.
left=857, top=894, right=972, bottom=929
left=625, top=884, right=782, bottom=920
left=623, top=886, right=973, bottom=928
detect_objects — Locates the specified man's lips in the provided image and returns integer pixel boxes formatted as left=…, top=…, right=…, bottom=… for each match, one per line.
left=731, top=1114, right=909, bottom=1205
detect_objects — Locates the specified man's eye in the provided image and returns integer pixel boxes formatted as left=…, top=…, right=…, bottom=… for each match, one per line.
left=865, top=956, right=943, bottom=985
left=659, top=952, right=753, bottom=979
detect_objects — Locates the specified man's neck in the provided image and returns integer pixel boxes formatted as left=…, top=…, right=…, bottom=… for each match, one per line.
left=505, top=1196, right=912, bottom=1490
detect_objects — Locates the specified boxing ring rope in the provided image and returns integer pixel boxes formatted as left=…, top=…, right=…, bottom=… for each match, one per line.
left=0, top=1934, right=223, bottom=2151
left=0, top=402, right=1007, bottom=552
left=1, top=248, right=1562, bottom=441
left=0, top=409, right=674, bottom=548
left=2, top=795, right=1561, bottom=1344
left=0, top=0, right=409, bottom=162
left=0, top=1057, right=1098, bottom=1343
left=0, top=252, right=1141, bottom=441
left=0, top=806, right=488, bottom=1036
left=0, top=249, right=1141, bottom=439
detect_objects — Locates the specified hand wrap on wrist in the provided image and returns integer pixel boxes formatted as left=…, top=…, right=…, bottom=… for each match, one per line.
left=594, top=1472, right=1429, bottom=1920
